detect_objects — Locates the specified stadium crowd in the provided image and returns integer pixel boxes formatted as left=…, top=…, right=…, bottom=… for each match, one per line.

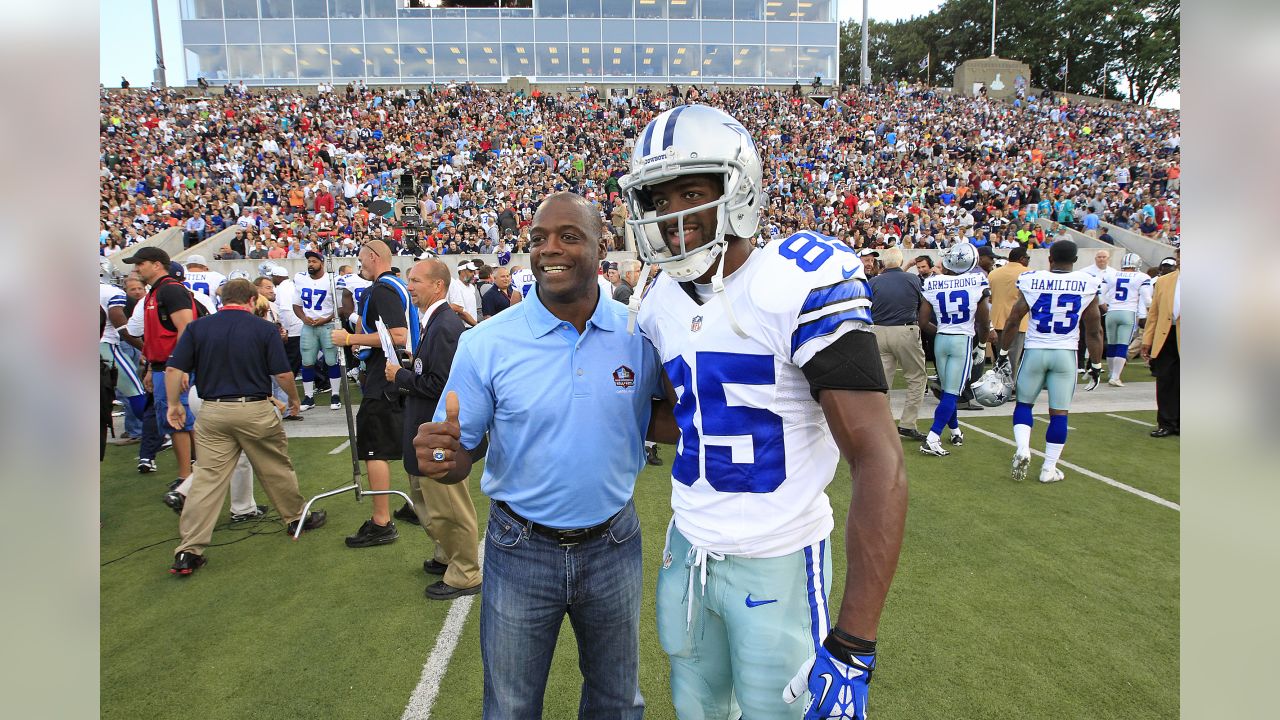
left=99, top=80, right=1180, bottom=260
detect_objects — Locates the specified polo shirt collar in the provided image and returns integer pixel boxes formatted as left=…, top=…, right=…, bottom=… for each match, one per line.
left=523, top=285, right=618, bottom=338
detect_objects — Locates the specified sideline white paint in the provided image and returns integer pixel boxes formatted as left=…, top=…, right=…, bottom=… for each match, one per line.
left=1106, top=412, right=1154, bottom=428
left=401, top=540, right=486, bottom=720
left=328, top=440, right=350, bottom=455
left=959, top=421, right=1180, bottom=512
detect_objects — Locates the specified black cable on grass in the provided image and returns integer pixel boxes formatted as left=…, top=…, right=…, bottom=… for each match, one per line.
left=100, top=512, right=286, bottom=567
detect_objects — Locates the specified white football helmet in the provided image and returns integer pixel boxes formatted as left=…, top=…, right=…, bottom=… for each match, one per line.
left=1120, top=252, right=1141, bottom=269
left=620, top=104, right=765, bottom=281
left=971, top=366, right=1014, bottom=407
left=257, top=260, right=275, bottom=278
left=940, top=241, right=978, bottom=274
left=227, top=269, right=251, bottom=281
left=99, top=257, right=116, bottom=282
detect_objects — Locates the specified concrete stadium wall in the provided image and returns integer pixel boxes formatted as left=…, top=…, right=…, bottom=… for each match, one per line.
left=172, top=226, right=241, bottom=264
left=1032, top=220, right=1127, bottom=267
left=1098, top=222, right=1177, bottom=268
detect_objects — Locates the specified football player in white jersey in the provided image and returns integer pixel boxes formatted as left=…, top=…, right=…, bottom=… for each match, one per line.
left=1099, top=253, right=1152, bottom=386
left=623, top=104, right=906, bottom=720
left=918, top=243, right=991, bottom=456
left=293, top=251, right=342, bottom=410
left=336, top=263, right=372, bottom=378
left=997, top=239, right=1104, bottom=484
left=99, top=259, right=147, bottom=422
left=182, top=255, right=227, bottom=309
left=510, top=263, right=536, bottom=303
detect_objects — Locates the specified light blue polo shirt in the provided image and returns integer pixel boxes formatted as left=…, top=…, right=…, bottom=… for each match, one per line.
left=433, top=287, right=662, bottom=528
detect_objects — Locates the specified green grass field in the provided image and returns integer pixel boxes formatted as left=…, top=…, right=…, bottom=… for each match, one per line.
left=101, top=410, right=1177, bottom=719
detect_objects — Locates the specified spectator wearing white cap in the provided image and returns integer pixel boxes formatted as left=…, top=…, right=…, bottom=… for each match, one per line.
left=447, top=259, right=481, bottom=327
left=269, top=265, right=304, bottom=374
left=183, top=255, right=227, bottom=310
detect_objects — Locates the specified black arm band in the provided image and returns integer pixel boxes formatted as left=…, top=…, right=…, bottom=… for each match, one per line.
left=802, top=329, right=889, bottom=401
left=824, top=628, right=877, bottom=665
left=466, top=434, right=489, bottom=462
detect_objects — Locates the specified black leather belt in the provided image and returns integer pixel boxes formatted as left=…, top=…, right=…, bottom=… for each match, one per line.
left=495, top=500, right=618, bottom=546
left=207, top=396, right=268, bottom=402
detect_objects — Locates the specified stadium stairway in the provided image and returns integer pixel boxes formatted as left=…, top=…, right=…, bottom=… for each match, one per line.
left=1098, top=222, right=1176, bottom=267
left=172, top=225, right=240, bottom=264
left=105, top=226, right=183, bottom=273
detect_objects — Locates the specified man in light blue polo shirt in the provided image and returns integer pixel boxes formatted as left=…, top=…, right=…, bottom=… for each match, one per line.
left=415, top=192, right=663, bottom=719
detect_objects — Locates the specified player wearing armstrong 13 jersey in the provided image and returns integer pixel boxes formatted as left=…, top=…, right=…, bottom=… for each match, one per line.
left=99, top=263, right=147, bottom=419
left=1098, top=253, right=1152, bottom=387
left=293, top=251, right=342, bottom=410
left=624, top=103, right=906, bottom=720
left=918, top=243, right=991, bottom=457
left=998, top=239, right=1104, bottom=484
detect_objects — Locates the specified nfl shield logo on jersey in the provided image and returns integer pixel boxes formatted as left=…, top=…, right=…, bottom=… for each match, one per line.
left=613, top=365, right=635, bottom=389
left=690, top=315, right=703, bottom=332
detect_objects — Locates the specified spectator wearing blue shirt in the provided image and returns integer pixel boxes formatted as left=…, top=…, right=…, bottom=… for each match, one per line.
left=183, top=214, right=206, bottom=249
left=414, top=193, right=664, bottom=718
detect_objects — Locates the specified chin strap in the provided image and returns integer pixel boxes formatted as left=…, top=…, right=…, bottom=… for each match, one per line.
left=710, top=246, right=749, bottom=339
left=626, top=259, right=648, bottom=335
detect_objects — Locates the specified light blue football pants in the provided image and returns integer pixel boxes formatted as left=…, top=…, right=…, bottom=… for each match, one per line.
left=657, top=521, right=833, bottom=719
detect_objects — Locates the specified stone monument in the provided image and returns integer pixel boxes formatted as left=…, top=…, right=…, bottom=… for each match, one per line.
left=953, top=56, right=1031, bottom=101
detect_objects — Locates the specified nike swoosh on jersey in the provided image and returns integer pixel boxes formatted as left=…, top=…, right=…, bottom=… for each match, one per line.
left=841, top=267, right=860, bottom=280
left=745, top=595, right=778, bottom=608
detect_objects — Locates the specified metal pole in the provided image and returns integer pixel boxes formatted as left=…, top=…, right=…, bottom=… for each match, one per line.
left=860, top=0, right=870, bottom=86
left=150, top=0, right=167, bottom=87
left=990, top=0, right=997, bottom=57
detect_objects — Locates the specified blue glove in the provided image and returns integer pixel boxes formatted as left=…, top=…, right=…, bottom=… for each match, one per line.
left=783, top=635, right=875, bottom=719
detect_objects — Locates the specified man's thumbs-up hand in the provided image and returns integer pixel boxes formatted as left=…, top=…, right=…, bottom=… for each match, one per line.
left=415, top=391, right=464, bottom=482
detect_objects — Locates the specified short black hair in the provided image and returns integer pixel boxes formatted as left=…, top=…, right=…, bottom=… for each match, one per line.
left=1049, top=239, right=1078, bottom=264
left=1008, top=246, right=1029, bottom=263
left=913, top=255, right=934, bottom=267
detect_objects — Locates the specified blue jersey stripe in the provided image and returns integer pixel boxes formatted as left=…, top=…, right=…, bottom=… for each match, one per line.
left=791, top=307, right=874, bottom=357
left=661, top=105, right=689, bottom=150
left=804, top=545, right=821, bottom=650
left=800, top=277, right=871, bottom=316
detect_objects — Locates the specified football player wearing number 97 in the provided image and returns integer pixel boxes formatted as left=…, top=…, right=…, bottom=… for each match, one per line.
left=998, top=239, right=1104, bottom=484
left=622, top=103, right=907, bottom=720
left=292, top=251, right=343, bottom=411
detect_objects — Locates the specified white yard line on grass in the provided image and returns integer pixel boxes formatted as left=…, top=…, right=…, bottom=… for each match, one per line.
left=401, top=539, right=486, bottom=720
left=1106, top=413, right=1154, bottom=428
left=328, top=440, right=350, bottom=455
left=959, top=421, right=1180, bottom=512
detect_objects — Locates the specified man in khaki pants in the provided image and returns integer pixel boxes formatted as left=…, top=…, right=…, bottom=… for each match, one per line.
left=387, top=259, right=482, bottom=600
left=164, top=279, right=327, bottom=576
left=869, top=246, right=929, bottom=441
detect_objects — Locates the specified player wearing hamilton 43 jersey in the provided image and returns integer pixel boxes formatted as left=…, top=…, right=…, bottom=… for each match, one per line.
left=997, top=239, right=1104, bottom=484
left=293, top=251, right=342, bottom=410
left=917, top=243, right=992, bottom=457
left=1099, top=253, right=1152, bottom=387
left=623, top=103, right=906, bottom=720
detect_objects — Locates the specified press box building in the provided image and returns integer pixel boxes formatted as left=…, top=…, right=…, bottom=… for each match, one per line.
left=170, top=0, right=839, bottom=86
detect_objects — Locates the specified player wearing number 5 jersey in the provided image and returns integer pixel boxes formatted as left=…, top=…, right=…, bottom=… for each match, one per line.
left=293, top=251, right=342, bottom=410
left=918, top=243, right=991, bottom=456
left=624, top=104, right=906, bottom=720
left=1099, top=253, right=1152, bottom=387
left=998, top=240, right=1104, bottom=484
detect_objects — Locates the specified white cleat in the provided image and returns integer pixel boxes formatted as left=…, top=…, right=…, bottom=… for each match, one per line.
left=1011, top=453, right=1031, bottom=482
left=1108, top=378, right=1124, bottom=387
left=949, top=431, right=964, bottom=446
left=1039, top=466, right=1065, bottom=484
left=330, top=399, right=342, bottom=410
left=919, top=439, right=950, bottom=457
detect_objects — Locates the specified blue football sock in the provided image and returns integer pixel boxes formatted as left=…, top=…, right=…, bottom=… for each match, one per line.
left=328, top=364, right=342, bottom=380
left=931, top=393, right=958, bottom=436
left=300, top=366, right=316, bottom=382
left=1046, top=414, right=1069, bottom=445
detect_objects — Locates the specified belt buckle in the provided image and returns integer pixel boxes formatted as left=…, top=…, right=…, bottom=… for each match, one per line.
left=555, top=528, right=589, bottom=546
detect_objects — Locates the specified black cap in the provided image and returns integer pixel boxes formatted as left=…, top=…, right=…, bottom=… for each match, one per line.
left=121, top=246, right=170, bottom=265
left=304, top=250, right=324, bottom=262
left=167, top=261, right=186, bottom=281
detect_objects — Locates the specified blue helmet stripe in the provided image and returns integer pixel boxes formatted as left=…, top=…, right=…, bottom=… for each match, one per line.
left=662, top=104, right=689, bottom=150
left=640, top=118, right=657, bottom=157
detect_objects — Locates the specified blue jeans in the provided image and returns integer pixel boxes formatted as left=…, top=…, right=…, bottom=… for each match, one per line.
left=480, top=499, right=644, bottom=720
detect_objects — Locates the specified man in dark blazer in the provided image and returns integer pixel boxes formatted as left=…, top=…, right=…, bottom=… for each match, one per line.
left=386, top=259, right=483, bottom=600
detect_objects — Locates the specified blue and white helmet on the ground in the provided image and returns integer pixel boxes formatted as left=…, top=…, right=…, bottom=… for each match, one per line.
left=971, top=366, right=1014, bottom=407
left=620, top=104, right=764, bottom=281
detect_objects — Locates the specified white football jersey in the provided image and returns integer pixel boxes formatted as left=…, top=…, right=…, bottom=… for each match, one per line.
left=1017, top=270, right=1102, bottom=350
left=183, top=270, right=226, bottom=307
left=292, top=271, right=335, bottom=320
left=336, top=273, right=372, bottom=309
left=99, top=282, right=126, bottom=344
left=921, top=271, right=989, bottom=337
left=511, top=268, right=536, bottom=300
left=1100, top=269, right=1152, bottom=313
left=638, top=231, right=873, bottom=558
